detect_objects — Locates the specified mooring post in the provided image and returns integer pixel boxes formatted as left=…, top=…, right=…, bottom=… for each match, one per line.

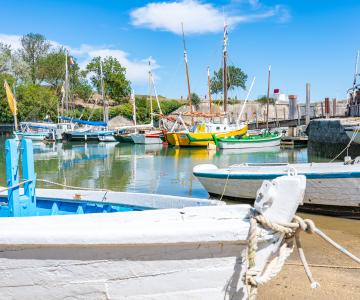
left=332, top=98, right=337, bottom=117
left=305, top=83, right=311, bottom=125
left=321, top=101, right=324, bottom=117
left=297, top=104, right=301, bottom=126
left=325, top=97, right=330, bottom=118
left=21, top=139, right=36, bottom=215
left=288, top=95, right=298, bottom=137
left=5, top=139, right=20, bottom=216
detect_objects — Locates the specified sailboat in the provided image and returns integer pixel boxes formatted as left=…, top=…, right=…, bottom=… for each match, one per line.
left=166, top=23, right=247, bottom=147
left=131, top=61, right=164, bottom=144
left=63, top=59, right=116, bottom=142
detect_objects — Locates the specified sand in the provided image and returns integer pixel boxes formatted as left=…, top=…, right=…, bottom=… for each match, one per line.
left=258, top=213, right=360, bottom=299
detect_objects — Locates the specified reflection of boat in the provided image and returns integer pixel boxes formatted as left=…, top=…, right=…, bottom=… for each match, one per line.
left=194, top=159, right=360, bottom=217
left=217, top=132, right=281, bottom=149
left=1, top=138, right=306, bottom=299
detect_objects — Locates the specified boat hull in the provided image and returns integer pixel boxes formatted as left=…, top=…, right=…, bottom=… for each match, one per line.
left=114, top=134, right=134, bottom=143
left=15, top=132, right=48, bottom=141
left=63, top=131, right=115, bottom=142
left=194, top=164, right=360, bottom=217
left=166, top=126, right=248, bottom=147
left=345, top=127, right=360, bottom=144
left=131, top=133, right=163, bottom=144
left=218, top=136, right=281, bottom=149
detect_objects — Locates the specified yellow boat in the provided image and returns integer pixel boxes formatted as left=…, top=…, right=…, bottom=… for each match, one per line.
left=166, top=123, right=248, bottom=147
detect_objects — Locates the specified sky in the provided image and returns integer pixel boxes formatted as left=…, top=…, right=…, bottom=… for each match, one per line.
left=0, top=0, right=359, bottom=102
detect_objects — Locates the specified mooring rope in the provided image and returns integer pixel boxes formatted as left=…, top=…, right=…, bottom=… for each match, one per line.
left=245, top=212, right=360, bottom=299
left=330, top=127, right=358, bottom=162
left=0, top=180, right=33, bottom=194
left=36, top=179, right=109, bottom=192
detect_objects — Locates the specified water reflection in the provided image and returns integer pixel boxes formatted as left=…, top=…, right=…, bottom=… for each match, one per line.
left=0, top=137, right=316, bottom=198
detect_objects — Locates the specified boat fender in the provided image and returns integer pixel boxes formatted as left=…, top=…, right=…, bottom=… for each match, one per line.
left=254, top=180, right=276, bottom=213
left=353, top=156, right=360, bottom=164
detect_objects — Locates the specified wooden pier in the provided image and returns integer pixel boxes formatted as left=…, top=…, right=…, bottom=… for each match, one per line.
left=280, top=136, right=308, bottom=147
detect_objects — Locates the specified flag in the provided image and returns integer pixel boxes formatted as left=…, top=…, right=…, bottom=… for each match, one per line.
left=69, top=56, right=75, bottom=65
left=3, top=80, right=17, bottom=115
left=223, top=21, right=228, bottom=52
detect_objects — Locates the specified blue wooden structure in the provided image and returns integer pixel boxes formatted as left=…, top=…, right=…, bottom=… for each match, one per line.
left=1, top=139, right=150, bottom=217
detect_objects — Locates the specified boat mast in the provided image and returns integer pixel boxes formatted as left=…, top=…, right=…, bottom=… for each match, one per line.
left=182, top=23, right=193, bottom=120
left=100, top=59, right=108, bottom=125
left=148, top=61, right=154, bottom=126
left=353, top=50, right=359, bottom=90
left=207, top=66, right=213, bottom=114
left=149, top=61, right=163, bottom=128
left=131, top=89, right=137, bottom=128
left=223, top=21, right=228, bottom=115
left=64, top=50, right=69, bottom=113
left=266, top=65, right=271, bottom=129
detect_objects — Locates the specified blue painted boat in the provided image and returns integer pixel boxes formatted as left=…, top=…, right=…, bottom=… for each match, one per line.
left=0, top=139, right=222, bottom=218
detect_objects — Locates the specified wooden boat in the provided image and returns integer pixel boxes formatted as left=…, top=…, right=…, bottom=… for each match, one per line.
left=114, top=132, right=135, bottom=143
left=193, top=159, right=360, bottom=217
left=0, top=139, right=306, bottom=299
left=14, top=122, right=55, bottom=141
left=63, top=127, right=116, bottom=142
left=217, top=132, right=281, bottom=149
left=166, top=123, right=248, bottom=147
left=131, top=131, right=163, bottom=144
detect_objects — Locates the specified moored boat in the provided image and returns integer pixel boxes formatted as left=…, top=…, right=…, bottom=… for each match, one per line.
left=216, top=132, right=281, bottom=149
left=131, top=131, right=163, bottom=144
left=0, top=138, right=306, bottom=299
left=193, top=159, right=360, bottom=217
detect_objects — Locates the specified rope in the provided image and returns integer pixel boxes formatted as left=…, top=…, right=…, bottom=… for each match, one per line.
left=245, top=212, right=360, bottom=299
left=285, top=262, right=360, bottom=270
left=36, top=179, right=109, bottom=192
left=0, top=180, right=33, bottom=193
left=329, top=128, right=358, bottom=162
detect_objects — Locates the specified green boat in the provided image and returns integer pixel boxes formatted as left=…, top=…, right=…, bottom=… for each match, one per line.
left=216, top=133, right=281, bottom=149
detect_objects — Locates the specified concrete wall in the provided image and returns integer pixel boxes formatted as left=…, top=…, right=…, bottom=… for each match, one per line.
left=307, top=118, right=360, bottom=159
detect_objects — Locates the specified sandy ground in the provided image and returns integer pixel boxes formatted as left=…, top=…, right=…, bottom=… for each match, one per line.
left=258, top=213, right=360, bottom=299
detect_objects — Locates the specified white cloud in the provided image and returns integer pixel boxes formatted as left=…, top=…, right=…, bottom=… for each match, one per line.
left=0, top=34, right=155, bottom=85
left=130, top=0, right=290, bottom=35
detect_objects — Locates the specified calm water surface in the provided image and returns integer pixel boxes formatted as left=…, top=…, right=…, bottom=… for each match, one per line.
left=0, top=136, right=324, bottom=198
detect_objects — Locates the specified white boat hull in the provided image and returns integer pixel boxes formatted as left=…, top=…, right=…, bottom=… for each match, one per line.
left=218, top=137, right=281, bottom=149
left=194, top=162, right=360, bottom=217
left=15, top=132, right=48, bottom=141
left=0, top=175, right=305, bottom=299
left=131, top=133, right=163, bottom=144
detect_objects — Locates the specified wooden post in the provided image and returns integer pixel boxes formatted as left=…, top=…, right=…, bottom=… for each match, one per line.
left=320, top=102, right=324, bottom=117
left=283, top=107, right=286, bottom=120
left=332, top=98, right=337, bottom=117
left=305, top=83, right=311, bottom=125
left=324, top=97, right=330, bottom=118
left=297, top=104, right=301, bottom=126
left=288, top=95, right=297, bottom=120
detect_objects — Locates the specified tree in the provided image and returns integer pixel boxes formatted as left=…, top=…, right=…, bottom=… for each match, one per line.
left=0, top=43, right=11, bottom=73
left=19, top=33, right=50, bottom=83
left=191, top=92, right=201, bottom=109
left=210, top=66, right=247, bottom=96
left=256, top=95, right=275, bottom=105
left=86, top=56, right=131, bottom=103
left=16, top=84, right=58, bottom=121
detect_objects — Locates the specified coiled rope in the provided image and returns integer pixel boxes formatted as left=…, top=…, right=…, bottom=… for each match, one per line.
left=245, top=211, right=360, bottom=300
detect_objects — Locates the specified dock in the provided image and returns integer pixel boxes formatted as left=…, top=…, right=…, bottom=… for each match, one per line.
left=281, top=136, right=308, bottom=147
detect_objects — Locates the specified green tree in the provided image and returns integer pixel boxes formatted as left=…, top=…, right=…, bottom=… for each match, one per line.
left=210, top=66, right=247, bottom=96
left=16, top=84, right=58, bottom=121
left=19, top=33, right=50, bottom=83
left=191, top=92, right=201, bottom=109
left=86, top=56, right=131, bottom=103
left=0, top=43, right=11, bottom=73
left=256, top=95, right=275, bottom=105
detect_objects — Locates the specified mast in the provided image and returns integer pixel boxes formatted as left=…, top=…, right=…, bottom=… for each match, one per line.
left=207, top=66, right=213, bottom=113
left=223, top=21, right=228, bottom=114
left=131, top=89, right=137, bottom=128
left=266, top=65, right=271, bottom=129
left=182, top=23, right=193, bottom=117
left=148, top=61, right=154, bottom=126
left=100, top=59, right=108, bottom=124
left=353, top=50, right=359, bottom=90
left=64, top=50, right=69, bottom=113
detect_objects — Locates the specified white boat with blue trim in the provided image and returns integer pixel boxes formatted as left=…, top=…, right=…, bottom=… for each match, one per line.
left=0, top=138, right=306, bottom=299
left=193, top=160, right=360, bottom=218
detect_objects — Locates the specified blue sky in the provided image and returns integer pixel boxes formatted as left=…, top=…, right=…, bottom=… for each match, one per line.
left=0, top=0, right=359, bottom=102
